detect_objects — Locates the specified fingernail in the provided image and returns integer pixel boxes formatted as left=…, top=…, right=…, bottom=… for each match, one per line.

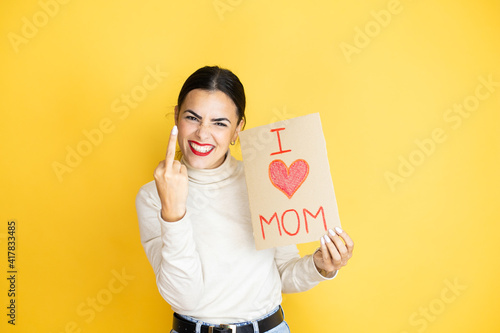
left=320, top=236, right=325, bottom=245
left=172, top=125, right=178, bottom=135
left=323, top=235, right=331, bottom=243
left=335, top=226, right=343, bottom=234
left=328, top=229, right=336, bottom=237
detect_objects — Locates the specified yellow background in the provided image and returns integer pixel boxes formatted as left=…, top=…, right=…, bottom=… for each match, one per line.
left=1, top=0, right=499, bottom=332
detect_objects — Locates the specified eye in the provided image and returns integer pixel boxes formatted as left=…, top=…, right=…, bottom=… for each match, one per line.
left=214, top=122, right=228, bottom=127
left=186, top=115, right=199, bottom=121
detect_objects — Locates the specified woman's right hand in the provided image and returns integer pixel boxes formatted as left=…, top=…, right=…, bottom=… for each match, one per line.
left=153, top=126, right=189, bottom=222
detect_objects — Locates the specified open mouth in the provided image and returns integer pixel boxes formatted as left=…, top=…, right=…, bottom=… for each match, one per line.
left=188, top=140, right=215, bottom=156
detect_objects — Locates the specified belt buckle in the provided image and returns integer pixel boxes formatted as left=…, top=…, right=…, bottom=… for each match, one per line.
left=208, top=324, right=237, bottom=333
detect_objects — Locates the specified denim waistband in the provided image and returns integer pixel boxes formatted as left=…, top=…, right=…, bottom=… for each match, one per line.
left=177, top=305, right=282, bottom=328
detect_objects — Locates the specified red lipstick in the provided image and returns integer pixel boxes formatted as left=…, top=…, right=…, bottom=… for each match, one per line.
left=188, top=140, right=215, bottom=156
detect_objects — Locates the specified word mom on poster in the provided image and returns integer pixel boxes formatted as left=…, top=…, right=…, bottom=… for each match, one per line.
left=240, top=113, right=341, bottom=250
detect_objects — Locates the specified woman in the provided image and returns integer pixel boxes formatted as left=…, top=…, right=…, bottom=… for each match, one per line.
left=136, top=66, right=354, bottom=333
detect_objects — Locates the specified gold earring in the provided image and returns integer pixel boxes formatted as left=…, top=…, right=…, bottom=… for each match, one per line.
left=230, top=140, right=236, bottom=145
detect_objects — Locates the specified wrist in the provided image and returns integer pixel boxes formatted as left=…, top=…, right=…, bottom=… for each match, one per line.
left=161, top=206, right=186, bottom=222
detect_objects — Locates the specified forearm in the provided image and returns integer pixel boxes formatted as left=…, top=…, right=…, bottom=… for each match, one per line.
left=275, top=246, right=335, bottom=294
left=136, top=186, right=204, bottom=311
left=155, top=211, right=204, bottom=310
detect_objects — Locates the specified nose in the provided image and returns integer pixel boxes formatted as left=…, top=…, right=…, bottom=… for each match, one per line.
left=195, top=122, right=211, bottom=141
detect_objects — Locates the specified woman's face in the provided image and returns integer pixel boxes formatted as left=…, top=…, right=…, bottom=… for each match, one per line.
left=175, top=89, right=243, bottom=169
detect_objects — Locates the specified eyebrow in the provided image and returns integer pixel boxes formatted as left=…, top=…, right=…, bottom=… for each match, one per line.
left=184, top=109, right=232, bottom=124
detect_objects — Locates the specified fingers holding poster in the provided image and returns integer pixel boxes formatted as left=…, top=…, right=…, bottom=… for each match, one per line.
left=239, top=113, right=341, bottom=250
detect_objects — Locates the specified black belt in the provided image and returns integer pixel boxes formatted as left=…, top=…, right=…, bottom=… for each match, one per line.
left=172, top=307, right=284, bottom=333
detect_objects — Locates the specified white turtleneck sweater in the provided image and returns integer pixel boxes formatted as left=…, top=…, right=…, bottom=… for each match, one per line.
left=136, top=153, right=334, bottom=324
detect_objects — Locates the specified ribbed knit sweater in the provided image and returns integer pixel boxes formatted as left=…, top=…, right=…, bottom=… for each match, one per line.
left=136, top=153, right=333, bottom=324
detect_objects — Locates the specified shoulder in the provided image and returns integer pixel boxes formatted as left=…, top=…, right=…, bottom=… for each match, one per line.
left=135, top=180, right=160, bottom=205
left=138, top=179, right=157, bottom=193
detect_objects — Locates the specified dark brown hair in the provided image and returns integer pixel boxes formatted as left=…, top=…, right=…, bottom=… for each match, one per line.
left=177, top=66, right=246, bottom=127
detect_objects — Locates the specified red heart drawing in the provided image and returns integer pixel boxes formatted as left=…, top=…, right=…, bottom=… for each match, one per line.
left=269, top=159, right=309, bottom=199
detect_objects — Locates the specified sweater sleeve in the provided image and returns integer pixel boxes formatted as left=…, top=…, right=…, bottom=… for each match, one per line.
left=274, top=244, right=337, bottom=294
left=135, top=185, right=203, bottom=311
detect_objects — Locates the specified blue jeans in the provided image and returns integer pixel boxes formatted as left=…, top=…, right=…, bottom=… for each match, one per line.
left=170, top=306, right=291, bottom=333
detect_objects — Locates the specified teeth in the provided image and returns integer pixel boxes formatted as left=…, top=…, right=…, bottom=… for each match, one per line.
left=190, top=142, right=214, bottom=153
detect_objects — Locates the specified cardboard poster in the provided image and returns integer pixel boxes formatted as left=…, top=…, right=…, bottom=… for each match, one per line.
left=239, top=113, right=341, bottom=250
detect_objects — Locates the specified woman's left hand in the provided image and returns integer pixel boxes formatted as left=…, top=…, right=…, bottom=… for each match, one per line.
left=313, top=226, right=354, bottom=276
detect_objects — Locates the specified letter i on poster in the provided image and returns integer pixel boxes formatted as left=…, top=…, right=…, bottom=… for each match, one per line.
left=239, top=113, right=341, bottom=250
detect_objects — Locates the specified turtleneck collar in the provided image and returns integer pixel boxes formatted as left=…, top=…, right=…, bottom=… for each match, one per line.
left=181, top=151, right=240, bottom=188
